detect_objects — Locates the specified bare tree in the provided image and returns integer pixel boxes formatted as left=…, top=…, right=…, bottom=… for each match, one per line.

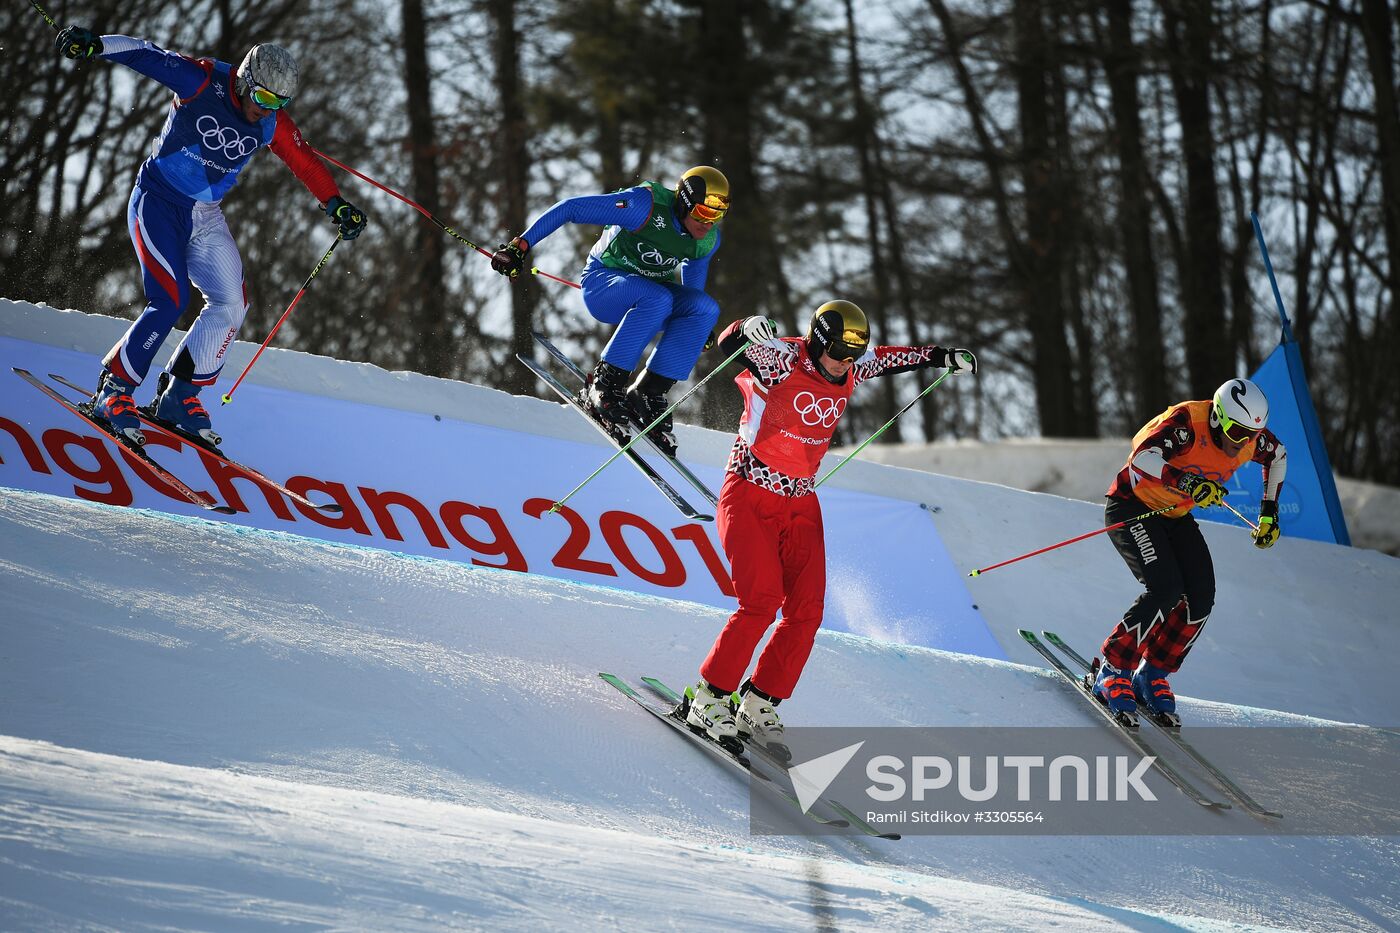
left=1101, top=0, right=1170, bottom=419
left=400, top=0, right=452, bottom=377
left=1160, top=0, right=1231, bottom=395
left=488, top=0, right=539, bottom=395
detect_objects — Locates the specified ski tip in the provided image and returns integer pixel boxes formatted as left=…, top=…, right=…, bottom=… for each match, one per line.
left=315, top=503, right=345, bottom=515
left=968, top=569, right=980, bottom=577
left=212, top=505, right=238, bottom=515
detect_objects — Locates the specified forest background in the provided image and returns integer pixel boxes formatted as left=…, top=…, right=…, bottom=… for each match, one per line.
left=3, top=0, right=1397, bottom=484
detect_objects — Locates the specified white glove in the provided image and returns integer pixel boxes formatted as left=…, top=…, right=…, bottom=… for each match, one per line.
left=741, top=315, right=778, bottom=345
left=944, top=347, right=978, bottom=375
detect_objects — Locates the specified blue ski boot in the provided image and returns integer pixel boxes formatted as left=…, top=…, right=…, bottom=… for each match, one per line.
left=1133, top=663, right=1181, bottom=727
left=1091, top=657, right=1139, bottom=727
left=90, top=371, right=145, bottom=446
left=152, top=374, right=222, bottom=450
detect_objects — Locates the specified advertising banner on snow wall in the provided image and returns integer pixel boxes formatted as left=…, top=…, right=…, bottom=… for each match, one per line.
left=0, top=332, right=1003, bottom=659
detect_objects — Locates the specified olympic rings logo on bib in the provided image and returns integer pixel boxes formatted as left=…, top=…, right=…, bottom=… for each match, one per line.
left=793, top=391, right=846, bottom=427
left=197, top=115, right=259, bottom=160
left=635, top=245, right=680, bottom=269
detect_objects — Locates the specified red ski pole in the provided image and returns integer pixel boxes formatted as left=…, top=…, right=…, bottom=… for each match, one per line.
left=968, top=505, right=1176, bottom=578
left=310, top=147, right=580, bottom=289
left=221, top=235, right=341, bottom=405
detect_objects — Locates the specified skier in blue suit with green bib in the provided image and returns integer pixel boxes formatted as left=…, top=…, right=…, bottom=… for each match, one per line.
left=491, top=166, right=729, bottom=457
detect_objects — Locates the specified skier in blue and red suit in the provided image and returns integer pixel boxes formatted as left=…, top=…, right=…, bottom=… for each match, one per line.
left=53, top=26, right=369, bottom=450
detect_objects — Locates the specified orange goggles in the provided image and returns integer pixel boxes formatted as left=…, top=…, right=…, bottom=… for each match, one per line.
left=690, top=195, right=729, bottom=223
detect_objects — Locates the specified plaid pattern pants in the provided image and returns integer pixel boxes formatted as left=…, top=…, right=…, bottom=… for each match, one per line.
left=1099, top=497, right=1215, bottom=673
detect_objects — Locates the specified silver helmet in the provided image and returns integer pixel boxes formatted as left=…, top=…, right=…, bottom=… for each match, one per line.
left=237, top=43, right=299, bottom=100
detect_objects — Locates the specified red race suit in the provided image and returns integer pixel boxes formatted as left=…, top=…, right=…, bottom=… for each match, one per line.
left=699, top=321, right=944, bottom=699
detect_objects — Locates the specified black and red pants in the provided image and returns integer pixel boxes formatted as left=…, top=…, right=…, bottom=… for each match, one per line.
left=1100, top=496, right=1215, bottom=673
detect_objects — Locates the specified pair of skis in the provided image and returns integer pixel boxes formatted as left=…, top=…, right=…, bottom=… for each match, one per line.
left=1020, top=629, right=1281, bottom=819
left=600, top=674, right=900, bottom=840
left=518, top=333, right=717, bottom=522
left=13, top=368, right=341, bottom=516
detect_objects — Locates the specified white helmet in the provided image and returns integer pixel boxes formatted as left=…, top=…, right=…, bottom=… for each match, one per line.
left=237, top=44, right=299, bottom=100
left=1210, top=377, right=1269, bottom=443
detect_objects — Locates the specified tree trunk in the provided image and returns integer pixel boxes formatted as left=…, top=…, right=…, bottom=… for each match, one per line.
left=1013, top=0, right=1081, bottom=435
left=1357, top=0, right=1400, bottom=483
left=401, top=0, right=451, bottom=377
left=843, top=0, right=901, bottom=439
left=489, top=0, right=539, bottom=396
left=696, top=0, right=778, bottom=430
left=1161, top=0, right=1231, bottom=394
left=1103, top=0, right=1169, bottom=419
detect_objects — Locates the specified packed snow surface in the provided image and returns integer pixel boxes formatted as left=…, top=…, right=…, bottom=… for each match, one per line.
left=2, top=300, right=1398, bottom=930
left=2, top=488, right=1397, bottom=931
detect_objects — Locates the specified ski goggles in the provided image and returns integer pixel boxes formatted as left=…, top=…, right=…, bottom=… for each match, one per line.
left=1215, top=405, right=1261, bottom=444
left=689, top=194, right=729, bottom=224
left=827, top=328, right=870, bottom=361
left=249, top=83, right=292, bottom=110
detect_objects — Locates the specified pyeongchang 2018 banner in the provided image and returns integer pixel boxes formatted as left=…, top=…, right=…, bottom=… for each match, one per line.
left=0, top=332, right=1003, bottom=659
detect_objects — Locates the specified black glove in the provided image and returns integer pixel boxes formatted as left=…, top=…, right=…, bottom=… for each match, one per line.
left=1177, top=472, right=1227, bottom=508
left=325, top=196, right=367, bottom=240
left=491, top=238, right=529, bottom=278
left=942, top=347, right=978, bottom=375
left=56, top=25, right=103, bottom=60
left=1253, top=499, right=1281, bottom=549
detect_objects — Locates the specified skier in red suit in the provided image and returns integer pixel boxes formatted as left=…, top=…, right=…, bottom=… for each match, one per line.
left=679, top=300, right=977, bottom=756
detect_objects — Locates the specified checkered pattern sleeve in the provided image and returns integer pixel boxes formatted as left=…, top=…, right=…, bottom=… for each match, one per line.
left=716, top=320, right=799, bottom=387
left=743, top=339, right=799, bottom=387
left=851, top=345, right=943, bottom=386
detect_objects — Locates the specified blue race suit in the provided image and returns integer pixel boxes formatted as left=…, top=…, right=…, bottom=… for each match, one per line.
left=520, top=186, right=721, bottom=380
left=97, top=36, right=340, bottom=387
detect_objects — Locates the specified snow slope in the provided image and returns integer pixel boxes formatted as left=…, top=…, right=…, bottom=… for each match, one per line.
left=2, top=487, right=1398, bottom=931
left=4, top=299, right=1398, bottom=727
left=2, top=301, right=1399, bottom=929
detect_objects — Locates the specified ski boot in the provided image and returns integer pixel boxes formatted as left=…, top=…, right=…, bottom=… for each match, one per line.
left=579, top=360, right=634, bottom=441
left=681, top=681, right=741, bottom=753
left=626, top=369, right=678, bottom=458
left=151, top=373, right=222, bottom=451
left=1089, top=657, right=1139, bottom=727
left=735, top=680, right=789, bottom=763
left=88, top=371, right=145, bottom=446
left=1133, top=663, right=1181, bottom=727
